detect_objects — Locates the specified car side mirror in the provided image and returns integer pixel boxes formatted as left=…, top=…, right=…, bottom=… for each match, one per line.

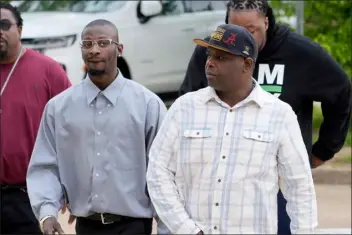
left=140, top=0, right=162, bottom=17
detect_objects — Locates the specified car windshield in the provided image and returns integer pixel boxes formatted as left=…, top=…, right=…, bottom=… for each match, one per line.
left=17, top=1, right=126, bottom=13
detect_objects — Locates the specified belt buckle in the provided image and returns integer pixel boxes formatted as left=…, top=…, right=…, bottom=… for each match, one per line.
left=100, top=214, right=114, bottom=225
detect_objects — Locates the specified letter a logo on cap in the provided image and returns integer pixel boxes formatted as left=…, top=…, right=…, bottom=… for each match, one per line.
left=223, top=33, right=237, bottom=46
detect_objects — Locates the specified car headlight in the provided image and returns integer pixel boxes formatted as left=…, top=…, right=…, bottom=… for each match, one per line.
left=30, top=35, right=77, bottom=49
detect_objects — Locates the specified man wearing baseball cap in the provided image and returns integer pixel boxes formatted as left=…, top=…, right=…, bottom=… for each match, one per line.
left=179, top=2, right=352, bottom=234
left=147, top=24, right=317, bottom=234
left=194, top=24, right=258, bottom=62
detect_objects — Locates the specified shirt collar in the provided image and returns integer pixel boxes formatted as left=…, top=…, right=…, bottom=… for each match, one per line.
left=201, top=79, right=266, bottom=108
left=84, top=69, right=126, bottom=106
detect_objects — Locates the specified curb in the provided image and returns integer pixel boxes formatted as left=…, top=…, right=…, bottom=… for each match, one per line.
left=315, top=228, right=352, bottom=234
left=312, top=168, right=351, bottom=185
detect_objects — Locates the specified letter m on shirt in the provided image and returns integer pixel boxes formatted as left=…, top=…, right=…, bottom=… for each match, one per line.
left=257, top=64, right=285, bottom=97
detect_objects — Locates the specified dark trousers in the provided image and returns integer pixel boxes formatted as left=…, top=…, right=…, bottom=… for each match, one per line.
left=0, top=186, right=42, bottom=234
left=277, top=189, right=291, bottom=235
left=75, top=216, right=153, bottom=235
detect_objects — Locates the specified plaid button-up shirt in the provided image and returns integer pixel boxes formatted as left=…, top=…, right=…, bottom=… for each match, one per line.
left=147, top=81, right=317, bottom=234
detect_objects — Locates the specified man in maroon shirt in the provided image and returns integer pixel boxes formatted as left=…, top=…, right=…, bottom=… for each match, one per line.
left=0, top=3, right=71, bottom=234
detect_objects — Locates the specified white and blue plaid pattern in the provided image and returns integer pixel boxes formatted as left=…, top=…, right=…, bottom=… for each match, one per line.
left=147, top=82, right=318, bottom=234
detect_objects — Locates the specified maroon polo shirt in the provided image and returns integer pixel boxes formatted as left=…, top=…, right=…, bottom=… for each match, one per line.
left=0, top=49, right=71, bottom=184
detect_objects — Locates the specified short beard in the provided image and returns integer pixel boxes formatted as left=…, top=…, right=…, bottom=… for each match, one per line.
left=87, top=68, right=105, bottom=77
left=0, top=50, right=8, bottom=61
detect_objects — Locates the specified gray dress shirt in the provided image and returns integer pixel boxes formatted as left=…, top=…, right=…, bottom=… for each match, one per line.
left=26, top=71, right=167, bottom=221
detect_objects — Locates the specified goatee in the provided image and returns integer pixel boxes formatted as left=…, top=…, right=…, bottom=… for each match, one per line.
left=0, top=50, right=8, bottom=61
left=87, top=69, right=105, bottom=77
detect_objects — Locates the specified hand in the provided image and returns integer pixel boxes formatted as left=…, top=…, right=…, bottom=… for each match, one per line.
left=312, top=155, right=325, bottom=168
left=42, top=217, right=64, bottom=235
left=60, top=200, right=67, bottom=214
left=60, top=200, right=76, bottom=225
left=67, top=214, right=76, bottom=225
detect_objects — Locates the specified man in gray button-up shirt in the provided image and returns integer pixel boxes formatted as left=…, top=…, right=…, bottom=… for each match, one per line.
left=26, top=19, right=167, bottom=235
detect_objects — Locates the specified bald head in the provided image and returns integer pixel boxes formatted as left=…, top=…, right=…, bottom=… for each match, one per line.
left=82, top=19, right=119, bottom=41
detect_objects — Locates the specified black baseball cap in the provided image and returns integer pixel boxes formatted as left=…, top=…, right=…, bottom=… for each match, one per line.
left=193, top=24, right=258, bottom=61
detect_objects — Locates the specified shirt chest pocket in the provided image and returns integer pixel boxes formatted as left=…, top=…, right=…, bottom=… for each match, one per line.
left=237, top=130, right=277, bottom=166
left=243, top=130, right=273, bottom=142
left=181, top=128, right=214, bottom=164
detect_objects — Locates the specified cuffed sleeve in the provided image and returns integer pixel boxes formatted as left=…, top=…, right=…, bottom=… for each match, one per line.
left=26, top=100, right=63, bottom=221
left=39, top=203, right=59, bottom=221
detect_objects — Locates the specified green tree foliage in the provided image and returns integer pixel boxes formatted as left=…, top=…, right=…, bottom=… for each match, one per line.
left=271, top=0, right=352, bottom=78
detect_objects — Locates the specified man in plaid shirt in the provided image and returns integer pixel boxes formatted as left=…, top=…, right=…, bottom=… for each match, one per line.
left=147, top=24, right=317, bottom=234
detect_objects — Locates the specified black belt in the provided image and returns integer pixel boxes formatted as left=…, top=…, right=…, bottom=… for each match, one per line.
left=0, top=183, right=27, bottom=192
left=85, top=213, right=130, bottom=225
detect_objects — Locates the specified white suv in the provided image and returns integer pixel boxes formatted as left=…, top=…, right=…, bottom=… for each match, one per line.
left=17, top=0, right=227, bottom=94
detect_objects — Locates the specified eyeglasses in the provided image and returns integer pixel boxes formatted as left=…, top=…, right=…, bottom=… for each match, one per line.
left=79, top=39, right=119, bottom=50
left=0, top=19, right=15, bottom=31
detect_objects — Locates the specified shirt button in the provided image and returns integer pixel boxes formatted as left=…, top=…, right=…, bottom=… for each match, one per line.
left=94, top=194, right=98, bottom=198
left=90, top=104, right=94, bottom=107
left=96, top=173, right=99, bottom=177
left=222, top=156, right=226, bottom=159
left=229, top=109, right=233, bottom=112
left=226, top=132, right=229, bottom=135
left=215, top=203, right=219, bottom=206
left=107, top=104, right=111, bottom=107
left=218, top=179, right=221, bottom=182
left=98, top=111, right=102, bottom=114
left=214, top=226, right=217, bottom=230
left=97, top=132, right=101, bottom=135
left=97, top=152, right=100, bottom=156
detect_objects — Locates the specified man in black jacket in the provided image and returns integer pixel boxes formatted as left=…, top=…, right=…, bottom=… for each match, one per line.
left=179, top=0, right=352, bottom=234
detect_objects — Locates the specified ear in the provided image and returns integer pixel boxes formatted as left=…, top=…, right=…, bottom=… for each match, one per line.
left=264, top=16, right=269, bottom=31
left=117, top=44, right=123, bottom=56
left=18, top=25, right=23, bottom=37
left=243, top=58, right=254, bottom=73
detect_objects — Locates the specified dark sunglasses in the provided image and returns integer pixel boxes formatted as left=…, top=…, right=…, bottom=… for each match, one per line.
left=0, top=19, right=16, bottom=31
left=80, top=39, right=119, bottom=50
